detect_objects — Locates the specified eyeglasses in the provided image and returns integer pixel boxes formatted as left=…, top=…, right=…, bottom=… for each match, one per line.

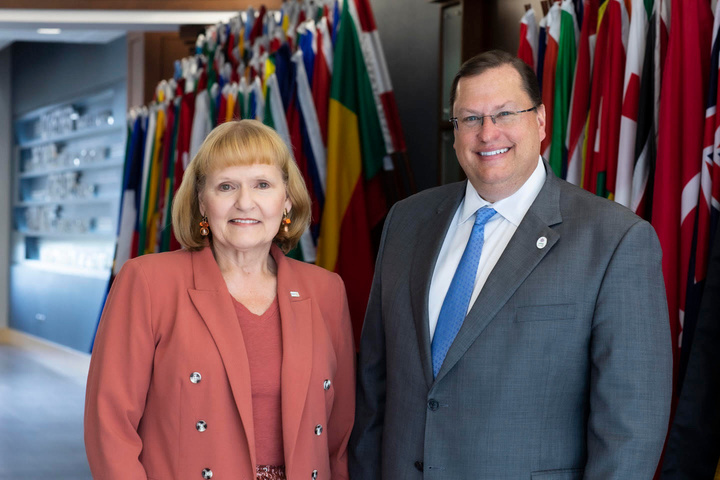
left=450, top=106, right=538, bottom=131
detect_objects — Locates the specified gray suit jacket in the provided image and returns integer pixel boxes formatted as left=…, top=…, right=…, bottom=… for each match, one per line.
left=349, top=164, right=672, bottom=479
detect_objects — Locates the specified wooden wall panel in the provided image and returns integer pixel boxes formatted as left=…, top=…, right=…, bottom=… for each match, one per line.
left=142, top=31, right=198, bottom=105
left=127, top=31, right=145, bottom=109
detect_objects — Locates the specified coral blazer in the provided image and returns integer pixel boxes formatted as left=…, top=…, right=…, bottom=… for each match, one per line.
left=85, top=245, right=355, bottom=480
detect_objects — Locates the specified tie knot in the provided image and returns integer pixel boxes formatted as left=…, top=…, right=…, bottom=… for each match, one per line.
left=474, top=207, right=496, bottom=227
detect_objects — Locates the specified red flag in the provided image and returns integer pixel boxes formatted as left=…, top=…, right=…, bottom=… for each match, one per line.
left=518, top=8, right=539, bottom=72
left=566, top=0, right=599, bottom=186
left=217, top=88, right=227, bottom=125
left=249, top=6, right=267, bottom=45
left=615, top=0, right=650, bottom=207
left=583, top=0, right=628, bottom=197
left=598, top=0, right=628, bottom=200
left=169, top=87, right=196, bottom=252
left=676, top=0, right=720, bottom=391
left=313, top=17, right=333, bottom=146
left=651, top=0, right=712, bottom=384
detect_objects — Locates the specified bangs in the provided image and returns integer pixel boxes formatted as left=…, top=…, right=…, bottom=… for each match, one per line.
left=194, top=122, right=289, bottom=179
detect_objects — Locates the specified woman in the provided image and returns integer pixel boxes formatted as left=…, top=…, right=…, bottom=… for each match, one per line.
left=85, top=120, right=355, bottom=480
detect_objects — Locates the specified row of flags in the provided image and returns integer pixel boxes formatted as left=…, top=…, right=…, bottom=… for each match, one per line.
left=518, top=0, right=720, bottom=403
left=111, top=0, right=407, bottom=345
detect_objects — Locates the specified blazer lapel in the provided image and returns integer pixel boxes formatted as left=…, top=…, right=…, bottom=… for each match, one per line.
left=187, top=247, right=257, bottom=469
left=273, top=246, right=313, bottom=469
left=409, top=183, right=466, bottom=388
left=434, top=167, right=564, bottom=384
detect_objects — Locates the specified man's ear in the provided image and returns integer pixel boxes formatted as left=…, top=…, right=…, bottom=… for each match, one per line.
left=536, top=103, right=547, bottom=143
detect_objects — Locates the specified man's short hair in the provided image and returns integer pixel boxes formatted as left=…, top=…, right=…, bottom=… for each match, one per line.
left=449, top=50, right=542, bottom=111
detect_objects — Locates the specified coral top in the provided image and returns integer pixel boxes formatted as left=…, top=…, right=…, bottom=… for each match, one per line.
left=233, top=296, right=284, bottom=466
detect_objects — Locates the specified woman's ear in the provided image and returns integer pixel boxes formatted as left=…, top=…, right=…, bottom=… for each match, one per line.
left=284, top=196, right=292, bottom=214
left=198, top=194, right=205, bottom=217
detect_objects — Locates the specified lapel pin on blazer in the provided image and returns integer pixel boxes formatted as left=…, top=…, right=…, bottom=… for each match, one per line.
left=536, top=236, right=548, bottom=249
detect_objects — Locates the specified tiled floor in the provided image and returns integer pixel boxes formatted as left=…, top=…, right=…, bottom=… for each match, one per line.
left=0, top=343, right=92, bottom=479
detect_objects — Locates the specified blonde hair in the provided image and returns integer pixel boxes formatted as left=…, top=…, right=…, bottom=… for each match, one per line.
left=172, top=120, right=312, bottom=253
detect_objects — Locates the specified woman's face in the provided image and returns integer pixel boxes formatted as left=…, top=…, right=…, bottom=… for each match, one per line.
left=199, top=163, right=291, bottom=257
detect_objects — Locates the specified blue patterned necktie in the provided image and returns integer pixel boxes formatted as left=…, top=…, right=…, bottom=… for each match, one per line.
left=431, top=207, right=496, bottom=377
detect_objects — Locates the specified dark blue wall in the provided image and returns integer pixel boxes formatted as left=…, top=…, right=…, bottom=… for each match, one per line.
left=12, top=37, right=127, bottom=116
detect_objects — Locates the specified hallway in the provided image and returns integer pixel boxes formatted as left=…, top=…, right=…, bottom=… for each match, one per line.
left=0, top=341, right=92, bottom=479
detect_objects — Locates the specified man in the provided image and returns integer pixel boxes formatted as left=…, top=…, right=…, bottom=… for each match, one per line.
left=349, top=50, right=671, bottom=479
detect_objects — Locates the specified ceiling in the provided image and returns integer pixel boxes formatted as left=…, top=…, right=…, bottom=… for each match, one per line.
left=0, top=9, right=244, bottom=51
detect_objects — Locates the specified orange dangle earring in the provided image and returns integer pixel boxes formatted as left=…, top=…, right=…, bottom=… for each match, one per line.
left=199, top=216, right=210, bottom=236
left=282, top=209, right=292, bottom=233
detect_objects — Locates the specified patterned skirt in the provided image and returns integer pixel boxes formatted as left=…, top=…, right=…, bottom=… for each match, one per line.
left=256, top=465, right=286, bottom=480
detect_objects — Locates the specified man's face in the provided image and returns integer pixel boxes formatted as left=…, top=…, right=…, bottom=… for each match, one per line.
left=452, top=64, right=546, bottom=202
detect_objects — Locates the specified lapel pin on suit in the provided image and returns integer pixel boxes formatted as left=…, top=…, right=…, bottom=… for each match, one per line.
left=536, top=236, right=548, bottom=249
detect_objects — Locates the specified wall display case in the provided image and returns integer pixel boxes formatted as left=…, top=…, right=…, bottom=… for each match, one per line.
left=10, top=82, right=126, bottom=352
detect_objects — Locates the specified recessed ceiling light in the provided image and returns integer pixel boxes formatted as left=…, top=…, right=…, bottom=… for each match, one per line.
left=37, top=28, right=62, bottom=35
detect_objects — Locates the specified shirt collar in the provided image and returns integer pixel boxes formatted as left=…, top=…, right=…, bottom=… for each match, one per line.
left=459, top=156, right=547, bottom=226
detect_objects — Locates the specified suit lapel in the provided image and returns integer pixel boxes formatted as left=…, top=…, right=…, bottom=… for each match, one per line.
left=187, top=247, right=257, bottom=469
left=273, top=246, right=313, bottom=469
left=434, top=167, right=564, bottom=384
left=409, top=183, right=466, bottom=388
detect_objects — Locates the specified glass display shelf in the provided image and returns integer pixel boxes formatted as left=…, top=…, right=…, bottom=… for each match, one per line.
left=17, top=124, right=124, bottom=149
left=21, top=259, right=112, bottom=280
left=15, top=196, right=118, bottom=208
left=18, top=158, right=125, bottom=179
left=17, top=231, right=117, bottom=240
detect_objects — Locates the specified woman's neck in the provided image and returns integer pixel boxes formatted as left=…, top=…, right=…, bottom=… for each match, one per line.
left=211, top=243, right=277, bottom=278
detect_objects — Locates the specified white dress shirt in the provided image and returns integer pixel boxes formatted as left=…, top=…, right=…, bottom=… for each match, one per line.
left=428, top=157, right=547, bottom=341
